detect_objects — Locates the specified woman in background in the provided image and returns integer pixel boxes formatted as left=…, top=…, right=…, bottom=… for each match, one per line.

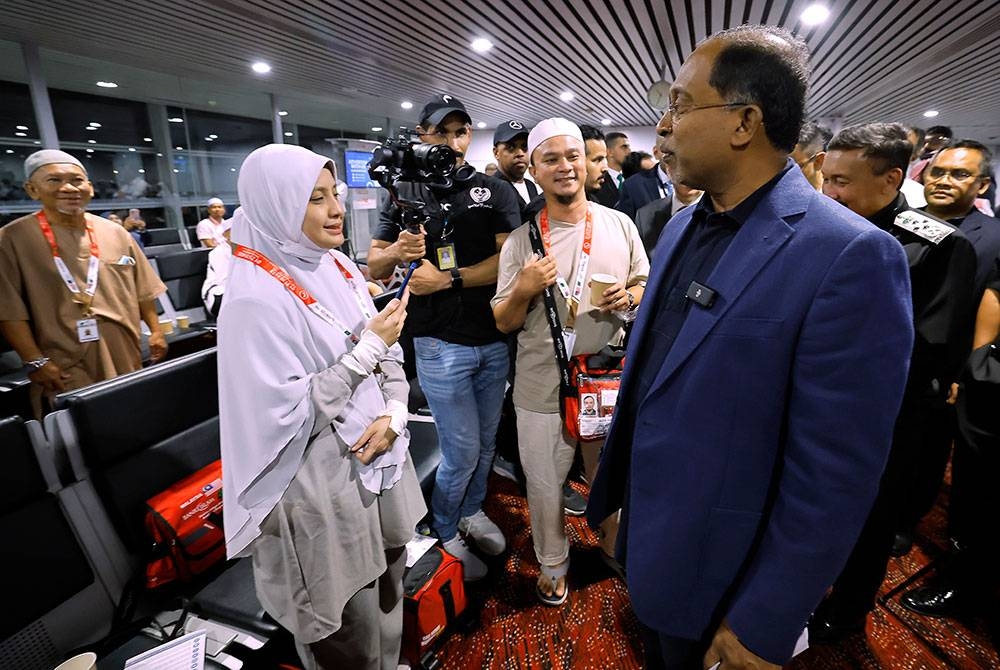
left=218, top=144, right=424, bottom=670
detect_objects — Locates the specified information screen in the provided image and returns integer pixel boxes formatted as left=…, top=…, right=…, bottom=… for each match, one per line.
left=344, top=150, right=373, bottom=188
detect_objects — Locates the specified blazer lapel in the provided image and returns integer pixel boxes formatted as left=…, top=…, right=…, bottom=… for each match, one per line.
left=642, top=170, right=812, bottom=399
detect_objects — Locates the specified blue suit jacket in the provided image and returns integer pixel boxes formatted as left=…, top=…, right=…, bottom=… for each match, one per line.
left=587, top=167, right=914, bottom=663
left=615, top=167, right=667, bottom=220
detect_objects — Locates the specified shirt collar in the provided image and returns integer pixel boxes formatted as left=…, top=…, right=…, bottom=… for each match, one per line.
left=693, top=163, right=793, bottom=226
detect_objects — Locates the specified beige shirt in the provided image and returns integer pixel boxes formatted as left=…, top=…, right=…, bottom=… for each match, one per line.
left=0, top=212, right=166, bottom=381
left=492, top=203, right=649, bottom=412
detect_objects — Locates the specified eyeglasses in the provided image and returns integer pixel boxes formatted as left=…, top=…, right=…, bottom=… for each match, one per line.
left=796, top=152, right=821, bottom=168
left=926, top=167, right=981, bottom=183
left=665, top=101, right=752, bottom=122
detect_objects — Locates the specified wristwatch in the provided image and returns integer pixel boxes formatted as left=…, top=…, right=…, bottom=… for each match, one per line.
left=24, top=356, right=50, bottom=371
left=625, top=290, right=637, bottom=311
left=449, top=268, right=463, bottom=290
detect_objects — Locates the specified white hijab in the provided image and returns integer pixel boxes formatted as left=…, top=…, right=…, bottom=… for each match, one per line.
left=218, top=144, right=406, bottom=558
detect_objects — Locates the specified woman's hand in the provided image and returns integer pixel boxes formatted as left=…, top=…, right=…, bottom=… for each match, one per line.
left=350, top=416, right=398, bottom=465
left=366, top=291, right=409, bottom=346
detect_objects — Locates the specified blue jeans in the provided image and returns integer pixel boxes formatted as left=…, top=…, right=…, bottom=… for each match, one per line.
left=414, top=337, right=509, bottom=541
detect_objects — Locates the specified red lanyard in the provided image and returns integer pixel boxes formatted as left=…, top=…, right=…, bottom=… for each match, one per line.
left=232, top=244, right=369, bottom=343
left=37, top=210, right=100, bottom=312
left=538, top=206, right=593, bottom=326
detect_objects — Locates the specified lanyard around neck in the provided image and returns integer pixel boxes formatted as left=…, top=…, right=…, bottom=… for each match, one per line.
left=232, top=244, right=371, bottom=343
left=37, top=210, right=100, bottom=313
left=538, top=206, right=593, bottom=329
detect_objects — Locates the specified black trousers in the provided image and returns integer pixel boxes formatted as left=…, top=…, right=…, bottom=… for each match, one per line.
left=945, top=430, right=1000, bottom=592
left=896, top=405, right=955, bottom=536
left=824, top=398, right=951, bottom=617
left=639, top=621, right=707, bottom=670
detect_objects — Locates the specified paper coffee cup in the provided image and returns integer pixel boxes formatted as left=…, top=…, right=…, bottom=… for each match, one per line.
left=158, top=318, right=175, bottom=335
left=590, top=273, right=618, bottom=305
left=54, top=652, right=97, bottom=670
left=176, top=315, right=191, bottom=329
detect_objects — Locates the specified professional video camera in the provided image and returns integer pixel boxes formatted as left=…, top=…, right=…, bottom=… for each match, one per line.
left=367, top=128, right=475, bottom=233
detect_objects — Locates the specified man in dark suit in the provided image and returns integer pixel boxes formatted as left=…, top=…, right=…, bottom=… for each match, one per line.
left=586, top=25, right=913, bottom=670
left=632, top=164, right=703, bottom=258
left=592, top=131, right=630, bottom=207
left=616, top=146, right=672, bottom=220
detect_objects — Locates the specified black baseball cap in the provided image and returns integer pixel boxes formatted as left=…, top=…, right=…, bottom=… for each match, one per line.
left=419, top=94, right=471, bottom=128
left=494, top=120, right=530, bottom=146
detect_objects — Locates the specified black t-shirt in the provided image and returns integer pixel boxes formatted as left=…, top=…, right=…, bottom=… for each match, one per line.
left=374, top=172, right=521, bottom=345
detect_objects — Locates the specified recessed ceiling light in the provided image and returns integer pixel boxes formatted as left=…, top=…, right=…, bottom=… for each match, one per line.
left=800, top=4, right=830, bottom=26
left=230, top=168, right=237, bottom=172
left=156, top=153, right=163, bottom=157
left=205, top=137, right=214, bottom=141
left=128, top=147, right=136, bottom=152
left=168, top=117, right=183, bottom=123
left=923, top=110, right=940, bottom=118
left=112, top=170, right=118, bottom=174
left=559, top=91, right=575, bottom=103
left=278, top=110, right=288, bottom=116
left=138, top=169, right=145, bottom=174
left=15, top=125, right=28, bottom=130
left=208, top=134, right=218, bottom=139
left=471, top=37, right=493, bottom=53
left=14, top=132, right=26, bottom=137
left=96, top=81, right=118, bottom=88
left=4, top=149, right=12, bottom=154
left=173, top=168, right=179, bottom=173
left=143, top=137, right=152, bottom=142
left=251, top=61, right=272, bottom=74
left=86, top=149, right=94, bottom=153
left=601, top=118, right=612, bottom=126
left=477, top=121, right=487, bottom=129
left=175, top=146, right=183, bottom=150
left=33, top=141, right=40, bottom=144
left=87, top=139, right=96, bottom=144
left=401, top=101, right=413, bottom=110
left=371, top=126, right=383, bottom=132
left=86, top=127, right=97, bottom=131
left=88, top=122, right=101, bottom=128
left=284, top=131, right=293, bottom=137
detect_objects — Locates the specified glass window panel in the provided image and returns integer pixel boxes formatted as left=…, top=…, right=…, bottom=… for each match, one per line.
left=0, top=144, right=35, bottom=201
left=61, top=147, right=162, bottom=201
left=184, top=108, right=271, bottom=154
left=50, top=88, right=151, bottom=146
left=0, top=81, right=39, bottom=142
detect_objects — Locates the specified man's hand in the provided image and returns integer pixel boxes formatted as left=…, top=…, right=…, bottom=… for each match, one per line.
left=593, top=281, right=630, bottom=312
left=513, top=253, right=557, bottom=299
left=703, top=620, right=780, bottom=670
left=407, top=259, right=451, bottom=296
left=391, top=227, right=426, bottom=264
left=29, top=361, right=69, bottom=394
left=946, top=382, right=959, bottom=405
left=148, top=331, right=168, bottom=363
left=350, top=415, right=398, bottom=465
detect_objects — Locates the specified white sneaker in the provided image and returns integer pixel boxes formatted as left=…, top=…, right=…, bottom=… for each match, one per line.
left=458, top=510, right=507, bottom=556
left=442, top=535, right=488, bottom=581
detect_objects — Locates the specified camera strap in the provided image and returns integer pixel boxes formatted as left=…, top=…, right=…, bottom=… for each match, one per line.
left=231, top=244, right=370, bottom=343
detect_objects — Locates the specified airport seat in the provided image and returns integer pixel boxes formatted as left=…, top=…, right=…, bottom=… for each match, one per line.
left=144, top=228, right=182, bottom=246
left=154, top=248, right=211, bottom=324
left=407, top=419, right=441, bottom=501
left=186, top=226, right=201, bottom=247
left=0, top=416, right=117, bottom=670
left=44, top=349, right=278, bottom=638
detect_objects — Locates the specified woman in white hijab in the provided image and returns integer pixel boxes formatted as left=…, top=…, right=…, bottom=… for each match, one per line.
left=218, top=144, right=425, bottom=670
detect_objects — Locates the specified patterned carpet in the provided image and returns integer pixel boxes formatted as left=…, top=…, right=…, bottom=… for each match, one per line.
left=431, top=472, right=1000, bottom=669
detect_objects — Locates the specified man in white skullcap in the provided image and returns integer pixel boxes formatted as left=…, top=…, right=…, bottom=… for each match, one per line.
left=196, top=196, right=231, bottom=248
left=0, top=150, right=167, bottom=417
left=491, top=118, right=649, bottom=605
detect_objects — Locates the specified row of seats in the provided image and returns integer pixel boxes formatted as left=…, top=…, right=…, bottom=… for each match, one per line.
left=142, top=226, right=205, bottom=258
left=0, top=346, right=441, bottom=669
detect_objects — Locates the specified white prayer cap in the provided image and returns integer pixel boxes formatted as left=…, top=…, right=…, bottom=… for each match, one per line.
left=24, top=150, right=86, bottom=178
left=527, top=117, right=584, bottom=163
left=207, top=197, right=224, bottom=206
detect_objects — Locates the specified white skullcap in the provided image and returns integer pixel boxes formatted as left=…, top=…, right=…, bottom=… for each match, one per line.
left=527, top=117, right=584, bottom=163
left=207, top=197, right=224, bottom=206
left=24, top=150, right=86, bottom=179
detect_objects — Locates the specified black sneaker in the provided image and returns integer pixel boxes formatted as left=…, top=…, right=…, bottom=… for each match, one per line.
left=563, top=482, right=586, bottom=516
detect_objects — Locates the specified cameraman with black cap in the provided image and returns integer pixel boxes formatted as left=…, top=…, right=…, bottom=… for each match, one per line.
left=368, top=94, right=521, bottom=581
left=493, top=120, right=538, bottom=209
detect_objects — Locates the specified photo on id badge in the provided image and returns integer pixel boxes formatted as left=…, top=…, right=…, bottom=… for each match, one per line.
left=437, top=243, right=456, bottom=270
left=77, top=318, right=100, bottom=342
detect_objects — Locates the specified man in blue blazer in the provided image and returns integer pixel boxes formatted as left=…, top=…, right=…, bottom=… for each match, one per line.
left=587, top=25, right=914, bottom=669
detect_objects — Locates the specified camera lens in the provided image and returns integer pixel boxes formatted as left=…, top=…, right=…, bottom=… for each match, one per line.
left=412, top=143, right=456, bottom=175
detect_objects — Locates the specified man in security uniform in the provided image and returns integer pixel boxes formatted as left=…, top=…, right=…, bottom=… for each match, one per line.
left=811, top=122, right=978, bottom=641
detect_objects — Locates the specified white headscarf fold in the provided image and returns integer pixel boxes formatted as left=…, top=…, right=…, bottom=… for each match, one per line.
left=218, top=144, right=407, bottom=558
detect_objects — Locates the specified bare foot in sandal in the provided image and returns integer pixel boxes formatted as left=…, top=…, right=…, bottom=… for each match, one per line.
left=536, top=560, right=569, bottom=606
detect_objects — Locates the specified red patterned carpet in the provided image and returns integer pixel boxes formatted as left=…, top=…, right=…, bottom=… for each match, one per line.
left=431, top=472, right=1000, bottom=669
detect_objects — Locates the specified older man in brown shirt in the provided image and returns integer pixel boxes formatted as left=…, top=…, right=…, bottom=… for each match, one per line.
left=0, top=150, right=167, bottom=416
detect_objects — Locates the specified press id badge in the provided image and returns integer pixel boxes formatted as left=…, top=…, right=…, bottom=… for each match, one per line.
left=436, top=243, right=457, bottom=270
left=77, top=318, right=100, bottom=343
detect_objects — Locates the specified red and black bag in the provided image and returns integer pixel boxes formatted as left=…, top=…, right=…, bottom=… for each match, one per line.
left=402, top=546, right=466, bottom=666
left=144, top=459, right=226, bottom=588
left=563, top=349, right=625, bottom=441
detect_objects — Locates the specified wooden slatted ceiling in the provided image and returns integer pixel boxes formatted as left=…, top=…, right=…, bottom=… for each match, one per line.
left=1, top=0, right=999, bottom=141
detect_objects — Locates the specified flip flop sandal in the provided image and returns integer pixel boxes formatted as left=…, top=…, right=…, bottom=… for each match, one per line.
left=536, top=560, right=569, bottom=607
